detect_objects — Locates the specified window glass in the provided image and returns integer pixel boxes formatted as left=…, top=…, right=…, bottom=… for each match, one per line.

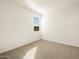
left=32, top=16, right=40, bottom=26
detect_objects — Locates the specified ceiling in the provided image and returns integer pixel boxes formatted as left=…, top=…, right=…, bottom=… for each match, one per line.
left=9, top=0, right=79, bottom=14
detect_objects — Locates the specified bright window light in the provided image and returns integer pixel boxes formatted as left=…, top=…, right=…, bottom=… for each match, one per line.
left=32, top=16, right=40, bottom=26
left=23, top=47, right=37, bottom=59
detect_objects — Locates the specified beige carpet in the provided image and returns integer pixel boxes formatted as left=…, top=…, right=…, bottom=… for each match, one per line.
left=0, top=39, right=79, bottom=59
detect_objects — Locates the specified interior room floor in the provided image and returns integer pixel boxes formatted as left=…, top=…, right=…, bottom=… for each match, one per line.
left=0, top=39, right=79, bottom=59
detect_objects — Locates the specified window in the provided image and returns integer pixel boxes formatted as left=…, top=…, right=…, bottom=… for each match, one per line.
left=32, top=16, right=40, bottom=31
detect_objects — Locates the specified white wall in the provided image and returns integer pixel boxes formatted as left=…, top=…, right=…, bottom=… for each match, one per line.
left=41, top=4, right=79, bottom=47
left=0, top=0, right=41, bottom=53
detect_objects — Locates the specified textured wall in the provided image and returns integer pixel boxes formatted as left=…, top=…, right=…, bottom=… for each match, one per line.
left=41, top=3, right=79, bottom=47
left=0, top=0, right=40, bottom=54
